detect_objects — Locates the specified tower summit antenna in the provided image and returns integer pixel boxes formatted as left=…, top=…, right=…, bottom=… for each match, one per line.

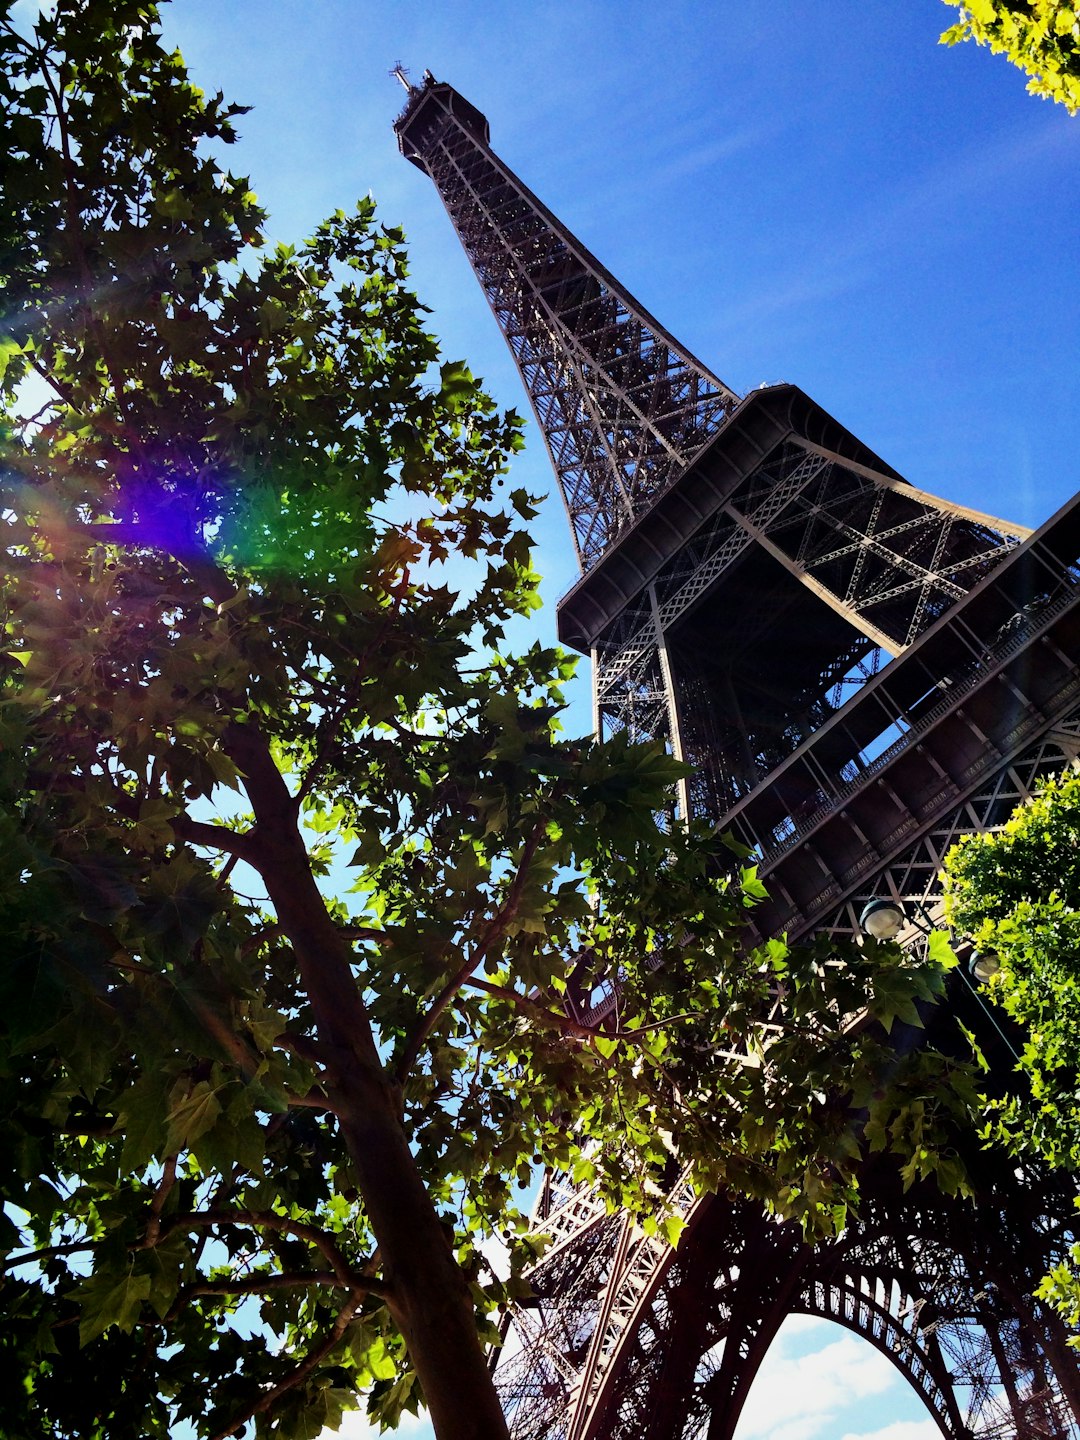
left=389, top=64, right=412, bottom=93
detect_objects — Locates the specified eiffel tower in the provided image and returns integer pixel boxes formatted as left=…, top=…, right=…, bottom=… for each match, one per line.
left=393, top=72, right=1080, bottom=1440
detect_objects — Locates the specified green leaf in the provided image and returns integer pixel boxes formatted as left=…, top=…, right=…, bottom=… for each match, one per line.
left=662, top=1214, right=686, bottom=1249
left=0, top=336, right=23, bottom=383
left=164, top=1080, right=223, bottom=1155
left=119, top=1071, right=172, bottom=1171
left=367, top=1337, right=397, bottom=1382
left=71, top=1269, right=153, bottom=1346
left=927, top=930, right=958, bottom=970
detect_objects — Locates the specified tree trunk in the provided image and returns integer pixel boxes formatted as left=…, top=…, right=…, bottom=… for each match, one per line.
left=228, top=723, right=511, bottom=1440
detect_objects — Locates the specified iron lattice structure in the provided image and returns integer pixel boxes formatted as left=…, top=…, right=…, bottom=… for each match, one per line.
left=393, top=70, right=737, bottom=571
left=395, top=73, right=1080, bottom=1440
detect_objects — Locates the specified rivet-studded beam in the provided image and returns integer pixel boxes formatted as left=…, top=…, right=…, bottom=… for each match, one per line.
left=395, top=75, right=739, bottom=570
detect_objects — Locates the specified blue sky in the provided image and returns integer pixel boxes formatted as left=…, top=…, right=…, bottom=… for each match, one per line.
left=158, top=0, right=1080, bottom=752
left=23, top=0, right=1080, bottom=1435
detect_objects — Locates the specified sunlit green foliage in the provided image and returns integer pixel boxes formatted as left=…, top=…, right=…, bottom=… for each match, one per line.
left=946, top=770, right=1080, bottom=1165
left=945, top=770, right=1080, bottom=1326
left=0, top=3, right=975, bottom=1437
left=941, top=0, right=1080, bottom=113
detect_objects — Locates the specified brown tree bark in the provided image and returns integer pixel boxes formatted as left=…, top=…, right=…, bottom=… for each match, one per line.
left=226, top=722, right=511, bottom=1440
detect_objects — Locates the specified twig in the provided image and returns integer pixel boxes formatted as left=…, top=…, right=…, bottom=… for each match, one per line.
left=163, top=1209, right=385, bottom=1294
left=208, top=1291, right=365, bottom=1440
left=394, top=816, right=551, bottom=1082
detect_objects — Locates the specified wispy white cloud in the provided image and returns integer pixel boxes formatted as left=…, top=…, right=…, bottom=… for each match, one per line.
left=839, top=1423, right=940, bottom=1440
left=570, top=116, right=786, bottom=229
left=326, top=1315, right=933, bottom=1440
left=655, top=124, right=784, bottom=186
left=734, top=1323, right=900, bottom=1440
left=709, top=115, right=1078, bottom=342
left=333, top=1406, right=432, bottom=1440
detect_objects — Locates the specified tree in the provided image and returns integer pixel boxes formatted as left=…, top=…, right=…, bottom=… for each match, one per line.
left=944, top=769, right=1080, bottom=1322
left=0, top=4, right=976, bottom=1437
left=945, top=770, right=1080, bottom=1166
left=941, top=1, right=1080, bottom=114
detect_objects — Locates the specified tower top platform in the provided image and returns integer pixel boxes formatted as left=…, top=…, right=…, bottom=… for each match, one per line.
left=394, top=72, right=490, bottom=170
left=391, top=69, right=738, bottom=568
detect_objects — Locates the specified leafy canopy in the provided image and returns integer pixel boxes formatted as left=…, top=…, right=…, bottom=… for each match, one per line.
left=945, top=770, right=1080, bottom=1168
left=941, top=0, right=1080, bottom=113
left=945, top=771, right=1080, bottom=1326
left=0, top=3, right=975, bottom=1437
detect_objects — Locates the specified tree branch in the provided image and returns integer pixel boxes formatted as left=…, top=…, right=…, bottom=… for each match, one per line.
left=169, top=813, right=253, bottom=856
left=239, top=921, right=283, bottom=957
left=216, top=852, right=241, bottom=891
left=26, top=358, right=131, bottom=440
left=208, top=1291, right=365, bottom=1440
left=287, top=1087, right=335, bottom=1111
left=461, top=977, right=601, bottom=1042
left=143, top=1154, right=178, bottom=1249
left=341, top=924, right=396, bottom=948
left=163, top=1209, right=385, bottom=1295
left=190, top=1270, right=339, bottom=1297
left=273, top=1029, right=324, bottom=1065
left=394, top=816, right=551, bottom=1083
left=76, top=520, right=237, bottom=605
left=463, top=977, right=718, bottom=1055
left=294, top=591, right=405, bottom=808
left=2, top=1241, right=98, bottom=1271
left=23, top=770, right=252, bottom=857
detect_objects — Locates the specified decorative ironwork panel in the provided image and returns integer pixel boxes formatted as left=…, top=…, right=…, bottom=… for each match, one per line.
left=590, top=1170, right=1080, bottom=1440
left=819, top=708, right=1080, bottom=949
left=593, top=438, right=1027, bottom=820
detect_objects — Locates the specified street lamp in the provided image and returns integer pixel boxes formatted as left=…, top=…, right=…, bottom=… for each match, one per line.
left=858, top=898, right=906, bottom=941
left=968, top=951, right=1001, bottom=985
left=857, top=895, right=1016, bottom=1058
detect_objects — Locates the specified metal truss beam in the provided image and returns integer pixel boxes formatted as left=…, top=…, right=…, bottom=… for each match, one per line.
left=395, top=74, right=739, bottom=570
left=494, top=700, right=1080, bottom=1439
